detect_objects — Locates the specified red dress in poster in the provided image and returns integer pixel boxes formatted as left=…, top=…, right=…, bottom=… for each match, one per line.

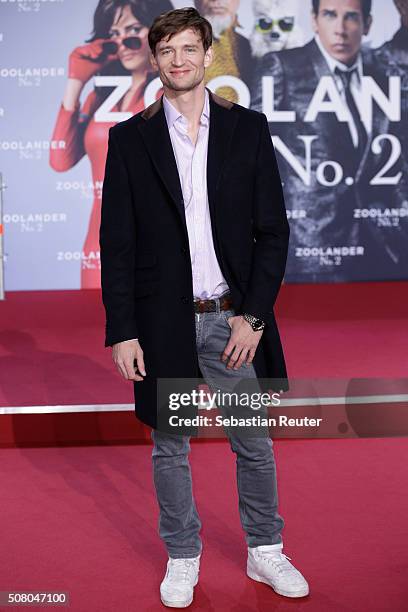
left=49, top=0, right=171, bottom=288
left=50, top=81, right=152, bottom=288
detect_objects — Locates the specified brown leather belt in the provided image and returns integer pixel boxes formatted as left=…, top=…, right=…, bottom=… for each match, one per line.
left=194, top=292, right=233, bottom=314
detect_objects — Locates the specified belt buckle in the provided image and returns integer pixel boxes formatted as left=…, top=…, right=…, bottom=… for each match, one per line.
left=197, top=299, right=207, bottom=314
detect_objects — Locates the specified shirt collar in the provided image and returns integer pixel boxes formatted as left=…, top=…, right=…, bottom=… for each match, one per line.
left=163, top=87, right=210, bottom=129
left=315, top=34, right=363, bottom=79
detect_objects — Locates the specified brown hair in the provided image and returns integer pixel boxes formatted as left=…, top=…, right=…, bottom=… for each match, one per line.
left=148, top=7, right=212, bottom=56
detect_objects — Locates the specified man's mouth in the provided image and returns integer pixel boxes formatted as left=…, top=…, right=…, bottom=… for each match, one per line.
left=171, top=70, right=191, bottom=76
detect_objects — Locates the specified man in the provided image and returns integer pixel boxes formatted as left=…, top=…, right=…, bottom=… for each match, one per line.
left=100, top=6, right=309, bottom=608
left=194, top=0, right=255, bottom=101
left=251, top=0, right=408, bottom=282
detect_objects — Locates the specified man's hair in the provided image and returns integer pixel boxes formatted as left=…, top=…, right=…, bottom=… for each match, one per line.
left=312, top=0, right=372, bottom=22
left=148, top=7, right=213, bottom=56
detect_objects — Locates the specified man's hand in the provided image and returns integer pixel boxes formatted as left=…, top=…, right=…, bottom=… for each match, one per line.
left=221, top=315, right=264, bottom=370
left=112, top=339, right=146, bottom=381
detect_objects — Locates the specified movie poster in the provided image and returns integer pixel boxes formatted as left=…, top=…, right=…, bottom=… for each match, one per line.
left=1, top=0, right=407, bottom=289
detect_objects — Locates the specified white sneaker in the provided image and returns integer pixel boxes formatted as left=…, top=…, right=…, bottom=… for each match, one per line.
left=160, top=554, right=201, bottom=608
left=247, top=543, right=309, bottom=598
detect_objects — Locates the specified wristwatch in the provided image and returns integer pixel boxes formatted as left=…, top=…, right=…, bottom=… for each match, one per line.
left=243, top=313, right=266, bottom=332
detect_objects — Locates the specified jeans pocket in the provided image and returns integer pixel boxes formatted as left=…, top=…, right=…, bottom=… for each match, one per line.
left=223, top=309, right=235, bottom=328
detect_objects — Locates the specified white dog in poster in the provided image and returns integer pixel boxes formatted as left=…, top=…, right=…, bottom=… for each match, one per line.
left=250, top=0, right=304, bottom=57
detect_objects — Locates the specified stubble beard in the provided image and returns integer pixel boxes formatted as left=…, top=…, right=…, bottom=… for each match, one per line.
left=164, top=69, right=204, bottom=93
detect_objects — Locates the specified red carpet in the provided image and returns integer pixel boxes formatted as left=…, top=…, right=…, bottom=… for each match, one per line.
left=1, top=438, right=407, bottom=611
left=1, top=283, right=407, bottom=610
left=1, top=282, right=407, bottom=445
left=0, top=282, right=406, bottom=404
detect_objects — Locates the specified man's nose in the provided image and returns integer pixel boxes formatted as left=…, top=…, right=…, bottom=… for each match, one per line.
left=172, top=50, right=186, bottom=65
left=334, top=17, right=347, bottom=35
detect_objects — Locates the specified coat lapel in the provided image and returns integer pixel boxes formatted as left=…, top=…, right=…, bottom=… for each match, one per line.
left=136, top=86, right=238, bottom=238
left=136, top=94, right=184, bottom=225
left=207, top=87, right=239, bottom=225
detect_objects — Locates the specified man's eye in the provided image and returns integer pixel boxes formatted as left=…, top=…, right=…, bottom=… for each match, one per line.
left=131, top=26, right=142, bottom=33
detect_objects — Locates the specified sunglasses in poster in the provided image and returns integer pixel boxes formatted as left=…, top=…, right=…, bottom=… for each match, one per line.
left=256, top=17, right=295, bottom=33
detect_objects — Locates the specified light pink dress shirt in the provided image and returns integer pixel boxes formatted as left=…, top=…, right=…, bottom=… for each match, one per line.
left=125, top=90, right=230, bottom=342
left=163, top=88, right=229, bottom=300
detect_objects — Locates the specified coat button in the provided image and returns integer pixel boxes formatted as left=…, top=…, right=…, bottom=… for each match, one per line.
left=181, top=296, right=189, bottom=303
left=180, top=247, right=187, bottom=254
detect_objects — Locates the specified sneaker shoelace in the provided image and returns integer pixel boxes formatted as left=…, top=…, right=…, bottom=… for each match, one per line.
left=168, top=558, right=198, bottom=583
left=257, top=551, right=296, bottom=576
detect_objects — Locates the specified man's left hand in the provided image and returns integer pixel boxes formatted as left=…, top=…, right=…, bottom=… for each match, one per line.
left=221, top=315, right=264, bottom=370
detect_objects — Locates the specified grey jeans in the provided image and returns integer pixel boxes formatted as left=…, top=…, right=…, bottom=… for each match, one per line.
left=151, top=304, right=285, bottom=559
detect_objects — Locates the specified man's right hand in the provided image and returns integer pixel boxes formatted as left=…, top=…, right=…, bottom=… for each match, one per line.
left=112, top=339, right=146, bottom=382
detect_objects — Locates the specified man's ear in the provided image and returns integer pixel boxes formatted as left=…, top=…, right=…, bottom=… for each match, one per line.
left=149, top=51, right=158, bottom=70
left=363, top=14, right=373, bottom=36
left=204, top=45, right=213, bottom=69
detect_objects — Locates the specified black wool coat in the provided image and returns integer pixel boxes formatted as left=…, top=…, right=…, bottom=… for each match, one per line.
left=100, top=86, right=290, bottom=429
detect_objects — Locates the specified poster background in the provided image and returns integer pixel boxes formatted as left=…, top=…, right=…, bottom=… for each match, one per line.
left=0, top=0, right=405, bottom=290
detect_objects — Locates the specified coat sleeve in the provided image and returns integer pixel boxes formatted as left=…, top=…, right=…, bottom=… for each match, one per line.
left=100, top=126, right=138, bottom=347
left=240, top=112, right=290, bottom=320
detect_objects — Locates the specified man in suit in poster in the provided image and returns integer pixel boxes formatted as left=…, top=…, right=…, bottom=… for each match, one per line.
left=251, top=0, right=408, bottom=282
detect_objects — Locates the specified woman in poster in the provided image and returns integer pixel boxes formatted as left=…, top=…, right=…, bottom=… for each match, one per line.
left=50, top=0, right=173, bottom=288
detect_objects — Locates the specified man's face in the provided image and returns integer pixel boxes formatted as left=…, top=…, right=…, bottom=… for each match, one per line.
left=312, top=0, right=372, bottom=65
left=150, top=28, right=213, bottom=93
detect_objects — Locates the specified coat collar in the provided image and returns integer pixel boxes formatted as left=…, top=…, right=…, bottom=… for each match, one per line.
left=136, top=86, right=238, bottom=241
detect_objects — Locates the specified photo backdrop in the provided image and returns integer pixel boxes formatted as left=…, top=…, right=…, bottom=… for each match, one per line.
left=1, top=0, right=406, bottom=289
